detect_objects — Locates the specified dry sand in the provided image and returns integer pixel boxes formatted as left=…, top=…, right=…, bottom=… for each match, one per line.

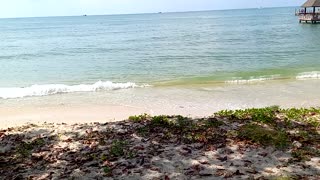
left=1, top=116, right=319, bottom=179
left=0, top=105, right=149, bottom=129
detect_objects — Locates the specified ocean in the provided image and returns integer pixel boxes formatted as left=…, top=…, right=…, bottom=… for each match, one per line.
left=1, top=7, right=320, bottom=111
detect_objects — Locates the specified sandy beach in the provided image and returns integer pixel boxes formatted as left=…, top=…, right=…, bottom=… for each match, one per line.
left=1, top=108, right=319, bottom=179
left=2, top=83, right=320, bottom=179
left=1, top=5, right=320, bottom=179
left=1, top=80, right=320, bottom=129
left=0, top=105, right=147, bottom=129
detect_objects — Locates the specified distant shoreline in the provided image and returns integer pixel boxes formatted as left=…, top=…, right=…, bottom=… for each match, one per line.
left=0, top=6, right=298, bottom=19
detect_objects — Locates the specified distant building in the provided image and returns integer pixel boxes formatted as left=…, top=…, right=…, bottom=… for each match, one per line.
left=296, top=0, right=320, bottom=23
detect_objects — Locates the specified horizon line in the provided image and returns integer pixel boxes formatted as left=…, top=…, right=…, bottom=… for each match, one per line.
left=0, top=5, right=298, bottom=20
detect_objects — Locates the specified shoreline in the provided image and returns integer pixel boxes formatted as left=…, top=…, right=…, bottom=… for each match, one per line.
left=1, top=73, right=320, bottom=99
left=2, top=104, right=320, bottom=130
left=1, top=80, right=320, bottom=129
left=0, top=105, right=151, bottom=130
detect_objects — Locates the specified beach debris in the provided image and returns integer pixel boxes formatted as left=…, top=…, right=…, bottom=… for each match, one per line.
left=293, top=141, right=302, bottom=148
left=217, top=155, right=228, bottom=162
left=0, top=107, right=320, bottom=179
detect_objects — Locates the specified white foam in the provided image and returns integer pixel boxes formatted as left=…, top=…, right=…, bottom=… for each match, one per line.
left=225, top=75, right=281, bottom=84
left=296, top=71, right=320, bottom=80
left=0, top=81, right=148, bottom=99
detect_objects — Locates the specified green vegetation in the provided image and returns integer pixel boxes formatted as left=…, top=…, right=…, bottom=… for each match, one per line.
left=136, top=126, right=149, bottom=136
left=127, top=106, right=320, bottom=161
left=103, top=166, right=112, bottom=176
left=215, top=106, right=320, bottom=128
left=1, top=106, right=319, bottom=179
left=101, top=154, right=108, bottom=161
left=271, top=176, right=292, bottom=180
left=238, top=124, right=288, bottom=149
left=16, top=138, right=45, bottom=157
left=282, top=108, right=320, bottom=128
left=205, top=118, right=224, bottom=128
left=128, top=113, right=149, bottom=122
left=151, top=115, right=172, bottom=127
left=109, top=140, right=127, bottom=157
left=290, top=147, right=320, bottom=162
left=214, top=106, right=279, bottom=124
left=130, top=114, right=225, bottom=145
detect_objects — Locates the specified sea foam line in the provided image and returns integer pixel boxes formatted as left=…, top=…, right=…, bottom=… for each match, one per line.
left=296, top=71, right=320, bottom=80
left=0, top=81, right=149, bottom=99
left=225, top=75, right=281, bottom=84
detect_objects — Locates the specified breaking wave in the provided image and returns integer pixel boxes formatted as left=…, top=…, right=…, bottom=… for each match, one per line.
left=225, top=75, right=281, bottom=84
left=296, top=71, right=320, bottom=80
left=0, top=81, right=149, bottom=99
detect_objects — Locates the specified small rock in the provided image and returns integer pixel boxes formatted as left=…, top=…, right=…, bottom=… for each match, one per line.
left=264, top=169, right=274, bottom=174
left=141, top=138, right=150, bottom=142
left=182, top=147, right=192, bottom=154
left=224, top=171, right=234, bottom=178
left=31, top=153, right=44, bottom=160
left=0, top=132, right=5, bottom=138
left=217, top=156, right=227, bottom=162
left=293, top=141, right=302, bottom=148
left=214, top=169, right=225, bottom=177
left=206, top=145, right=217, bottom=151
left=245, top=167, right=257, bottom=174
left=179, top=147, right=192, bottom=156
left=225, top=148, right=234, bottom=154
left=0, top=145, right=12, bottom=154
left=199, top=160, right=209, bottom=165
left=184, top=169, right=196, bottom=176
left=199, top=169, right=212, bottom=176
left=138, top=157, right=145, bottom=166
left=13, top=175, right=24, bottom=180
left=102, top=160, right=113, bottom=167
left=84, top=161, right=99, bottom=167
left=217, top=148, right=225, bottom=154
left=234, top=170, right=244, bottom=176
left=255, top=176, right=267, bottom=180
left=134, top=145, right=145, bottom=150
left=38, top=173, right=51, bottom=180
left=85, top=128, right=93, bottom=134
left=258, top=152, right=268, bottom=157
left=192, top=143, right=205, bottom=149
left=113, top=169, right=123, bottom=176
left=151, top=141, right=159, bottom=145
left=150, top=166, right=161, bottom=172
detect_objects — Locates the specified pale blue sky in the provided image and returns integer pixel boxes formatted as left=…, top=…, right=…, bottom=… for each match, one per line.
left=0, top=0, right=305, bottom=18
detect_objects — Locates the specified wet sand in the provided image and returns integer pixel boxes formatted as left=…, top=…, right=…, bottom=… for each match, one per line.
left=1, top=80, right=320, bottom=129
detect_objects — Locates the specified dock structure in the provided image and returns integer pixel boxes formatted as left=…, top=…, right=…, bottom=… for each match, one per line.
left=296, top=0, right=320, bottom=24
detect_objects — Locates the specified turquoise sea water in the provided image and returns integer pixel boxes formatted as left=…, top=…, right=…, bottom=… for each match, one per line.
left=1, top=7, right=320, bottom=99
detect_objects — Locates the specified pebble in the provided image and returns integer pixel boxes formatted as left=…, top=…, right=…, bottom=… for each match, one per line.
left=293, top=141, right=302, bottom=148
left=199, top=169, right=213, bottom=176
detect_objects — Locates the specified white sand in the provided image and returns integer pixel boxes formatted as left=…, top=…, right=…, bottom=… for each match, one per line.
left=1, top=80, right=320, bottom=129
left=0, top=105, right=149, bottom=129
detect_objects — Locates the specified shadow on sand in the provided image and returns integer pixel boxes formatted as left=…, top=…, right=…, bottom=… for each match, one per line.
left=0, top=108, right=320, bottom=179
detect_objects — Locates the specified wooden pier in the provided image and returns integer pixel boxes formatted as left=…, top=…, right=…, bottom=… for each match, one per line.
left=296, top=0, right=320, bottom=24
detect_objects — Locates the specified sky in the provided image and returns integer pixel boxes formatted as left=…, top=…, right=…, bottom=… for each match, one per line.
left=0, top=0, right=306, bottom=18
